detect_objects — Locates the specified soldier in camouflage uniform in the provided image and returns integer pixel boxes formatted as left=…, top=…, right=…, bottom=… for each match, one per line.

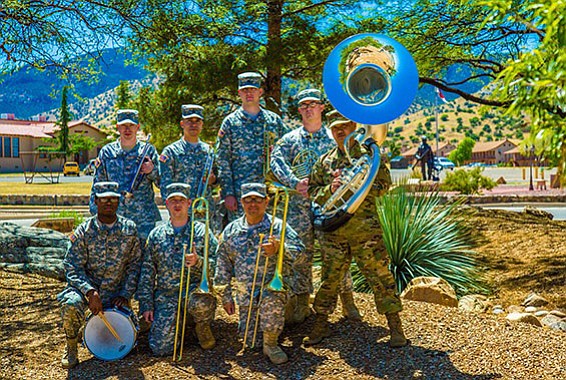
left=216, top=72, right=289, bottom=221
left=159, top=105, right=221, bottom=234
left=303, top=111, right=407, bottom=348
left=214, top=183, right=305, bottom=364
left=90, top=109, right=161, bottom=240
left=57, top=182, right=142, bottom=368
left=138, top=183, right=218, bottom=356
left=270, top=89, right=360, bottom=324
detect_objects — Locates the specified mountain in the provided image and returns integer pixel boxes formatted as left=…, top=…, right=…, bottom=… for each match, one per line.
left=0, top=49, right=148, bottom=119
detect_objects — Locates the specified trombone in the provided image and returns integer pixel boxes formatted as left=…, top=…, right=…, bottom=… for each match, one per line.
left=239, top=185, right=289, bottom=354
left=172, top=197, right=213, bottom=361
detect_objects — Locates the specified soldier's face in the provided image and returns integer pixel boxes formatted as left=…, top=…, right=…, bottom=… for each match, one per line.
left=238, top=87, right=263, bottom=105
left=180, top=117, right=203, bottom=138
left=331, top=122, right=357, bottom=146
left=95, top=196, right=119, bottom=217
left=166, top=196, right=190, bottom=218
left=241, top=195, right=268, bottom=219
left=298, top=101, right=324, bottom=123
left=117, top=122, right=140, bottom=141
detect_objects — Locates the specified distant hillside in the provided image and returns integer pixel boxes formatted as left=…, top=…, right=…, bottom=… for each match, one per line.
left=0, top=49, right=148, bottom=119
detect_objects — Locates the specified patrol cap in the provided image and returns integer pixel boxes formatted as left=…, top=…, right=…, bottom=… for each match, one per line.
left=117, top=109, right=139, bottom=125
left=326, top=109, right=353, bottom=129
left=421, top=135, right=428, bottom=141
left=94, top=181, right=121, bottom=198
left=238, top=72, right=262, bottom=90
left=166, top=183, right=191, bottom=200
left=181, top=104, right=204, bottom=120
left=297, top=89, right=322, bottom=104
left=241, top=183, right=267, bottom=199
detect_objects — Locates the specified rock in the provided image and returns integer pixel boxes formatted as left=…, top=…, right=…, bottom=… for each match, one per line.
left=458, top=294, right=491, bottom=313
left=507, top=305, right=523, bottom=313
left=521, top=293, right=549, bottom=308
left=400, top=276, right=458, bottom=307
left=31, top=217, right=75, bottom=233
left=496, top=176, right=506, bottom=185
left=493, top=307, right=505, bottom=315
left=541, top=314, right=563, bottom=328
left=534, top=310, right=549, bottom=317
left=523, top=206, right=553, bottom=220
left=524, top=306, right=538, bottom=313
left=548, top=321, right=566, bottom=332
left=506, top=312, right=542, bottom=327
left=0, top=222, right=68, bottom=280
left=549, top=310, right=566, bottom=318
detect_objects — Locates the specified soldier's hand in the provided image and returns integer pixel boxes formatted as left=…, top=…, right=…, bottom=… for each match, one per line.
left=225, top=195, right=238, bottom=211
left=140, top=157, right=154, bottom=174
left=143, top=310, right=154, bottom=322
left=87, top=290, right=103, bottom=315
left=208, top=172, right=217, bottom=185
left=261, top=236, right=280, bottom=257
left=111, top=296, right=128, bottom=308
left=296, top=178, right=309, bottom=198
left=331, top=176, right=342, bottom=193
left=223, top=301, right=235, bottom=315
left=185, top=251, right=199, bottom=267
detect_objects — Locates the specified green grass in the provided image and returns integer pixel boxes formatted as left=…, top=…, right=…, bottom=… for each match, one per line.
left=0, top=182, right=92, bottom=195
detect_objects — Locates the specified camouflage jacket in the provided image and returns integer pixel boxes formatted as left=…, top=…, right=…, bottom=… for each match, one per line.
left=62, top=215, right=141, bottom=302
left=309, top=141, right=392, bottom=220
left=159, top=138, right=215, bottom=200
left=214, top=214, right=305, bottom=306
left=216, top=107, right=289, bottom=198
left=138, top=219, right=218, bottom=313
left=89, top=140, right=161, bottom=236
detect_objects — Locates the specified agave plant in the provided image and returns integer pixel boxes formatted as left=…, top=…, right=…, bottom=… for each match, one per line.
left=351, top=186, right=488, bottom=296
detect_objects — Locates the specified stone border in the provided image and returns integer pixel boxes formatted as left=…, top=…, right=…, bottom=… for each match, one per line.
left=0, top=194, right=164, bottom=206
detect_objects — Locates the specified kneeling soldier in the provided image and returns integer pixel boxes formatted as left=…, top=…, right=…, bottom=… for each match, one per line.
left=214, top=183, right=305, bottom=364
left=138, top=183, right=218, bottom=356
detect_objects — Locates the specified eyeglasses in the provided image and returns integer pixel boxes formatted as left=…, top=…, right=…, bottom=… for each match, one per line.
left=97, top=197, right=119, bottom=203
left=242, top=196, right=265, bottom=204
left=299, top=102, right=322, bottom=109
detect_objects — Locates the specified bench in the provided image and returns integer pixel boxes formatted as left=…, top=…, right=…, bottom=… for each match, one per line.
left=536, top=180, right=547, bottom=191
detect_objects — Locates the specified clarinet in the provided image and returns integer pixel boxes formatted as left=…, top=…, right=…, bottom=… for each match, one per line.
left=124, top=134, right=152, bottom=198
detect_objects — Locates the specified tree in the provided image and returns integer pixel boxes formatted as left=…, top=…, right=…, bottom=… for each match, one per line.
left=449, top=137, right=476, bottom=165
left=115, top=80, right=133, bottom=110
left=0, top=1, right=143, bottom=78
left=57, top=86, right=71, bottom=158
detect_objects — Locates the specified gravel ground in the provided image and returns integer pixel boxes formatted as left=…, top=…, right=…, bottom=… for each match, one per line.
left=1, top=207, right=565, bottom=380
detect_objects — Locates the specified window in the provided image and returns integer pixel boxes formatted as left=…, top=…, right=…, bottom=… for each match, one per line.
left=3, top=137, right=11, bottom=157
left=12, top=137, right=19, bottom=158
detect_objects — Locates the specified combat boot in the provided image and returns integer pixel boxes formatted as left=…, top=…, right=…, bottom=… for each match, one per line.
left=195, top=322, right=216, bottom=350
left=386, top=312, right=408, bottom=348
left=302, top=313, right=330, bottom=346
left=262, top=331, right=288, bottom=364
left=61, top=337, right=78, bottom=369
left=340, top=292, right=361, bottom=321
left=292, top=293, right=312, bottom=324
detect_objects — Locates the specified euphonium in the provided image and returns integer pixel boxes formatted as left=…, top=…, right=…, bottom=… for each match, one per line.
left=314, top=34, right=419, bottom=232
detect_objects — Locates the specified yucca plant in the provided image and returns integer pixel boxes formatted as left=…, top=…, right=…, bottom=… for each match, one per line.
left=351, top=185, right=488, bottom=296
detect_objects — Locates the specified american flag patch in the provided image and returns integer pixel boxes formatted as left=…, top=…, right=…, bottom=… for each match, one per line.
left=217, top=128, right=225, bottom=138
left=69, top=233, right=77, bottom=243
left=94, top=158, right=101, bottom=168
left=159, top=154, right=169, bottom=163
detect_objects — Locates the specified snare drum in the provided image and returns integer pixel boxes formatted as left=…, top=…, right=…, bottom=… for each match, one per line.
left=84, top=307, right=139, bottom=361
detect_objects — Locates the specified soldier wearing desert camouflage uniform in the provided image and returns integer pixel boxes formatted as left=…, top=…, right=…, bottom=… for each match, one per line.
left=303, top=111, right=407, bottom=348
left=216, top=72, right=290, bottom=221
left=138, top=183, right=218, bottom=356
left=214, top=183, right=305, bottom=364
left=58, top=181, right=142, bottom=368
left=270, top=88, right=360, bottom=324
left=90, top=109, right=161, bottom=240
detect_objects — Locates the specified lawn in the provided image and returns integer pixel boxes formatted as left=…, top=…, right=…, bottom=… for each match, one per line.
left=0, top=181, right=92, bottom=195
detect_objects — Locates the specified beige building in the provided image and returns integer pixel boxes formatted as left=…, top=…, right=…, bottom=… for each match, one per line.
left=0, top=116, right=107, bottom=173
left=468, top=139, right=517, bottom=165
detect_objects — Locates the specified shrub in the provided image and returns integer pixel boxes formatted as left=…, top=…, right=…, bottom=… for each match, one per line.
left=441, top=168, right=496, bottom=194
left=48, top=210, right=85, bottom=227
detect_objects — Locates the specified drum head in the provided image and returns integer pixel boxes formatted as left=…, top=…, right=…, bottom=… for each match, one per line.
left=84, top=309, right=137, bottom=361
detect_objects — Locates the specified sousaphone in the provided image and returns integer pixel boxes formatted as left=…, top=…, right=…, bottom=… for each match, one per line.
left=313, top=34, right=419, bottom=232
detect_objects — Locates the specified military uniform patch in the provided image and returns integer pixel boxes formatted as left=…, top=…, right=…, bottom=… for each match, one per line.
left=159, top=154, right=169, bottom=163
left=94, top=158, right=101, bottom=168
left=69, top=233, right=77, bottom=243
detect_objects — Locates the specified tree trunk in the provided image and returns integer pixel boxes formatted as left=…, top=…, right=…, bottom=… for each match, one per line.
left=265, top=0, right=283, bottom=115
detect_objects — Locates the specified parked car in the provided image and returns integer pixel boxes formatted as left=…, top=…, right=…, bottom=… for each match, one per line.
left=434, top=157, right=455, bottom=170
left=84, top=159, right=97, bottom=175
left=63, top=161, right=80, bottom=176
left=390, top=156, right=409, bottom=169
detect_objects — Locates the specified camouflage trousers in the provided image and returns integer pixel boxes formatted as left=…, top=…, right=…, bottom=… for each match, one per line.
left=313, top=217, right=402, bottom=316
left=286, top=200, right=353, bottom=296
left=148, top=292, right=216, bottom=357
left=237, top=289, right=288, bottom=344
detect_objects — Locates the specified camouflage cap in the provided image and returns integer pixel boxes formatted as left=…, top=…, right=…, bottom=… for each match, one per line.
left=166, top=183, right=191, bottom=200
left=117, top=109, right=139, bottom=125
left=181, top=104, right=204, bottom=120
left=297, top=88, right=322, bottom=104
left=240, top=182, right=267, bottom=199
left=326, top=109, right=353, bottom=129
left=238, top=72, right=262, bottom=90
left=93, top=181, right=121, bottom=198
